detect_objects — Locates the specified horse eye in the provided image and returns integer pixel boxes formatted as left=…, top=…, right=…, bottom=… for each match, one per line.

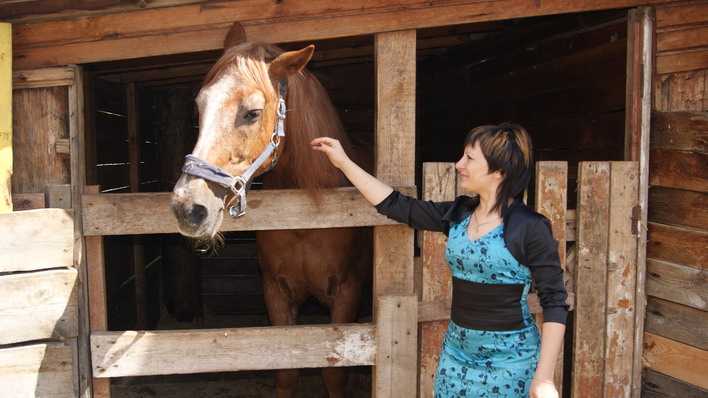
left=244, top=109, right=262, bottom=122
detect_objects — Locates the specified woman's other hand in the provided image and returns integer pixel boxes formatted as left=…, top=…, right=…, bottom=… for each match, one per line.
left=530, top=379, right=559, bottom=398
left=311, top=137, right=350, bottom=169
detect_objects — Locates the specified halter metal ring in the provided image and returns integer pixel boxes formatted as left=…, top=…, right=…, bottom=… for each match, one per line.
left=231, top=176, right=247, bottom=194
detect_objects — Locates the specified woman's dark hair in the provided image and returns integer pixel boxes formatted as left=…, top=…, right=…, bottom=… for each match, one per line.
left=464, top=122, right=533, bottom=215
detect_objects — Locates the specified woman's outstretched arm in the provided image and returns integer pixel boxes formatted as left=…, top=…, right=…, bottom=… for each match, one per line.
left=311, top=137, right=393, bottom=205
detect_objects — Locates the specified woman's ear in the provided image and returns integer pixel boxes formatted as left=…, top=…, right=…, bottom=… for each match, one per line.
left=269, top=45, right=315, bottom=80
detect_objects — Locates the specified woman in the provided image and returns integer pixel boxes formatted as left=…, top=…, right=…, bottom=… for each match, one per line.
left=311, top=123, right=567, bottom=398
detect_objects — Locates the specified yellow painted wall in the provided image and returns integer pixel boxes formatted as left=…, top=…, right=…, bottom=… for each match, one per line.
left=0, top=23, right=10, bottom=212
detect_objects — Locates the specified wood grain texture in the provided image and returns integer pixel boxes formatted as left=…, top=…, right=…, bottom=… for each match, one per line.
left=604, top=162, right=639, bottom=398
left=0, top=208, right=73, bottom=272
left=374, top=295, right=417, bottom=398
left=642, top=368, right=708, bottom=398
left=645, top=297, right=708, bottom=350
left=12, top=0, right=678, bottom=69
left=83, top=187, right=413, bottom=236
left=649, top=187, right=708, bottom=230
left=419, top=163, right=455, bottom=398
left=12, top=66, right=74, bottom=89
left=651, top=111, right=708, bottom=153
left=0, top=341, right=77, bottom=397
left=0, top=269, right=78, bottom=345
left=646, top=258, right=707, bottom=311
left=573, top=162, right=610, bottom=398
left=11, top=192, right=45, bottom=210
left=650, top=148, right=708, bottom=192
left=92, top=324, right=375, bottom=378
left=647, top=222, right=708, bottom=270
left=643, top=332, right=708, bottom=390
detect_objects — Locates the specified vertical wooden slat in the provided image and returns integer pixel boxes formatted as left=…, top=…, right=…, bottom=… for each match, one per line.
left=626, top=9, right=643, bottom=162
left=69, top=66, right=95, bottom=398
left=126, top=82, right=146, bottom=330
left=0, top=23, right=10, bottom=213
left=85, top=185, right=110, bottom=398
left=376, top=295, right=418, bottom=398
left=419, top=163, right=455, bottom=398
left=573, top=162, right=610, bottom=398
left=373, top=29, right=416, bottom=398
left=604, top=162, right=639, bottom=398
left=632, top=7, right=654, bottom=398
left=534, top=161, right=568, bottom=394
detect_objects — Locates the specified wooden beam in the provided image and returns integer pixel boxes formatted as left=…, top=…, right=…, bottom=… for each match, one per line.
left=642, top=368, right=708, bottom=397
left=656, top=2, right=708, bottom=29
left=647, top=222, right=707, bottom=270
left=82, top=186, right=414, bottom=236
left=648, top=187, right=708, bottom=230
left=12, top=0, right=679, bottom=69
left=0, top=23, right=10, bottom=213
left=0, top=341, right=77, bottom=397
left=11, top=192, right=45, bottom=210
left=419, top=163, right=455, bottom=398
left=650, top=148, right=708, bottom=192
left=658, top=24, right=708, bottom=53
left=573, top=161, right=610, bottom=398
left=0, top=268, right=78, bottom=345
left=652, top=111, right=708, bottom=153
left=0, top=208, right=74, bottom=272
left=373, top=29, right=416, bottom=398
left=91, top=323, right=375, bottom=378
left=12, top=66, right=74, bottom=89
left=643, top=332, right=708, bottom=390
left=657, top=47, right=708, bottom=75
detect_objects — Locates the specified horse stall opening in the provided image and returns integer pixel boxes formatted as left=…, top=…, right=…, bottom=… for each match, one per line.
left=81, top=8, right=629, bottom=398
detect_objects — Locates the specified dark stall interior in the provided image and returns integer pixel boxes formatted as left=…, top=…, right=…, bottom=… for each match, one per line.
left=84, top=9, right=627, bottom=397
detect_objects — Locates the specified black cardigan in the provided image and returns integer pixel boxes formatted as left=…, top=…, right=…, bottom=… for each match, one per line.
left=375, top=190, right=569, bottom=325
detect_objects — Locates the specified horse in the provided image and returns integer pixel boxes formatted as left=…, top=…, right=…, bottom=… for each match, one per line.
left=170, top=23, right=372, bottom=398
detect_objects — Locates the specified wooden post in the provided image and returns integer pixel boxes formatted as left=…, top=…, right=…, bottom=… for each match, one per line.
left=534, top=161, right=568, bottom=394
left=419, top=163, right=455, bottom=397
left=631, top=7, right=654, bottom=398
left=573, top=162, right=610, bottom=398
left=373, top=30, right=417, bottom=398
left=0, top=23, right=11, bottom=213
left=127, top=82, right=147, bottom=330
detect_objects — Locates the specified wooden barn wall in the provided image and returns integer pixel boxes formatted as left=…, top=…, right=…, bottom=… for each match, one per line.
left=643, top=1, right=708, bottom=396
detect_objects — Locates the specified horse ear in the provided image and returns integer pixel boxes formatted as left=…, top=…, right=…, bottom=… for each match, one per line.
left=269, top=45, right=315, bottom=80
left=224, top=22, right=247, bottom=49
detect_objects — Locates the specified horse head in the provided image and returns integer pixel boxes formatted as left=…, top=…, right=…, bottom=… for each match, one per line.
left=171, top=23, right=314, bottom=239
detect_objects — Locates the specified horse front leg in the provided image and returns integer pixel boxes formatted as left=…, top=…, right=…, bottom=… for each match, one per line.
left=262, top=271, right=301, bottom=398
left=323, top=275, right=363, bottom=398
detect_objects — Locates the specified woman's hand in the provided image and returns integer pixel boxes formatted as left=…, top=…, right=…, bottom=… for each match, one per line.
left=530, top=379, right=559, bottom=398
left=311, top=137, right=351, bottom=169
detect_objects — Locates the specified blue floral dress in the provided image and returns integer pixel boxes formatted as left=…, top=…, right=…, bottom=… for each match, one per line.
left=434, top=217, right=541, bottom=397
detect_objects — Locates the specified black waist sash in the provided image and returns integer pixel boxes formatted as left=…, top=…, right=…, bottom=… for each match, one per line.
left=451, top=277, right=525, bottom=331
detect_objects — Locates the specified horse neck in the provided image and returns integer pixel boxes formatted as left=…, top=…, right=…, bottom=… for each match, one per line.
left=262, top=71, right=355, bottom=190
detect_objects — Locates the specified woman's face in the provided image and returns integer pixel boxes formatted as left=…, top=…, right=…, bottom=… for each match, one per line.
left=455, top=142, right=502, bottom=194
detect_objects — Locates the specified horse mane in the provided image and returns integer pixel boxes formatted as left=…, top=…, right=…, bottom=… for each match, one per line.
left=203, top=43, right=363, bottom=192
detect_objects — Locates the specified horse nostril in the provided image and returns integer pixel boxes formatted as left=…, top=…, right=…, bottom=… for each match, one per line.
left=187, top=203, right=208, bottom=226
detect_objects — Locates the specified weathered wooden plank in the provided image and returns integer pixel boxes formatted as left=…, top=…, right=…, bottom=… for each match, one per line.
left=419, top=163, right=455, bottom=398
left=375, top=295, right=417, bottom=398
left=46, top=183, right=72, bottom=209
left=573, top=162, right=610, bottom=398
left=0, top=23, right=10, bottom=213
left=83, top=187, right=413, bottom=236
left=652, top=111, right=708, bottom=154
left=646, top=297, right=708, bottom=350
left=649, top=187, right=708, bottom=230
left=657, top=48, right=708, bottom=75
left=11, top=192, right=45, bottom=210
left=647, top=222, right=708, bottom=270
left=13, top=0, right=678, bottom=69
left=654, top=70, right=706, bottom=112
left=642, top=368, right=708, bottom=398
left=657, top=2, right=708, bottom=29
left=12, top=66, right=74, bottom=89
left=11, top=85, right=71, bottom=193
left=0, top=208, right=73, bottom=272
left=0, top=0, right=204, bottom=22
left=658, top=24, right=708, bottom=53
left=650, top=148, right=708, bottom=192
left=647, top=258, right=707, bottom=311
left=92, top=323, right=375, bottom=378
left=0, top=341, right=77, bottom=397
left=604, top=162, right=639, bottom=398
left=0, top=269, right=78, bottom=345
left=373, top=29, right=416, bottom=398
left=626, top=8, right=644, bottom=161
left=534, top=161, right=568, bottom=394
left=643, top=332, right=708, bottom=390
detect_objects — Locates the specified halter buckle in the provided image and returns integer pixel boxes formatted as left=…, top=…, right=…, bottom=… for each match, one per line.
left=227, top=176, right=248, bottom=218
